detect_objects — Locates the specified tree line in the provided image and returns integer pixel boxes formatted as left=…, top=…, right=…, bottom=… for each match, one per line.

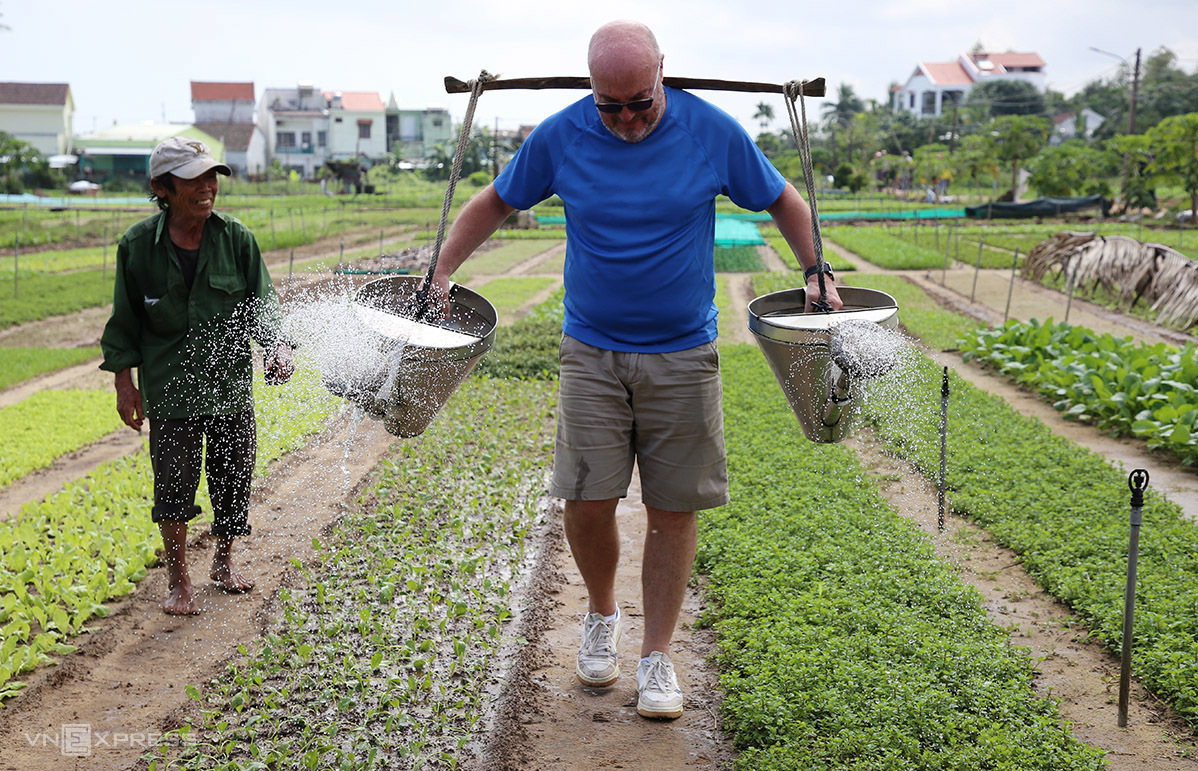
left=751, top=46, right=1198, bottom=216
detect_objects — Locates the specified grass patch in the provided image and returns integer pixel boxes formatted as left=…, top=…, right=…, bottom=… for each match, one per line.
left=473, top=289, right=564, bottom=380
left=451, top=240, right=555, bottom=282
left=761, top=229, right=855, bottom=273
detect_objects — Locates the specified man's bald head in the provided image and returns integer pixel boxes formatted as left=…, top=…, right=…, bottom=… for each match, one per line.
left=588, top=20, right=661, bottom=79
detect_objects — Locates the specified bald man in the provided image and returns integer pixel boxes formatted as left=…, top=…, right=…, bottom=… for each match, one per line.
left=431, top=20, right=841, bottom=720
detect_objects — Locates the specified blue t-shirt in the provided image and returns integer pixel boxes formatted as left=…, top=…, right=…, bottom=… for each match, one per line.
left=494, top=88, right=785, bottom=352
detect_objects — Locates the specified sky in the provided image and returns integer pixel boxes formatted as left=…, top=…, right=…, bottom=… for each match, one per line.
left=2, top=0, right=1196, bottom=140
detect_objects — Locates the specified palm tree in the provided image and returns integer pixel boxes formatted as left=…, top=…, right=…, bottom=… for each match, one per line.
left=821, top=84, right=865, bottom=166
left=753, top=102, right=774, bottom=134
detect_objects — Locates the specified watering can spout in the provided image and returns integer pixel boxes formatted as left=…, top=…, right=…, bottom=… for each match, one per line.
left=748, top=287, right=900, bottom=444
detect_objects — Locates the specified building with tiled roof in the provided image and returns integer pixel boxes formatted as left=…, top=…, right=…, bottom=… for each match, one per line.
left=893, top=51, right=1046, bottom=118
left=0, top=82, right=75, bottom=155
left=190, top=81, right=265, bottom=176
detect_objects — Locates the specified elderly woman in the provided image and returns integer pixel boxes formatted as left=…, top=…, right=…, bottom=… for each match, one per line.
left=100, top=137, right=293, bottom=615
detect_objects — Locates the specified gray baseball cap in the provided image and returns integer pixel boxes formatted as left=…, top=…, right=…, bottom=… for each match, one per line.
left=149, top=137, right=232, bottom=179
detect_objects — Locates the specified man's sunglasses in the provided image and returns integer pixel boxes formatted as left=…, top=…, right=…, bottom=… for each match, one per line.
left=594, top=96, right=655, bottom=114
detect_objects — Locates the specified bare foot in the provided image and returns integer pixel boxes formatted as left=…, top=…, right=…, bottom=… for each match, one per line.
left=210, top=561, right=255, bottom=593
left=163, top=582, right=200, bottom=615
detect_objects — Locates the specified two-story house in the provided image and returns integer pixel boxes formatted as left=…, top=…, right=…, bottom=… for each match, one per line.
left=0, top=82, right=75, bottom=156
left=257, top=83, right=388, bottom=178
left=892, top=51, right=1046, bottom=118
left=384, top=92, right=453, bottom=164
left=191, top=81, right=266, bottom=176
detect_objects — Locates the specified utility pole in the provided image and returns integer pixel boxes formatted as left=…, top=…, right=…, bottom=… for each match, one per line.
left=1128, top=47, right=1141, bottom=134
left=1090, top=46, right=1141, bottom=134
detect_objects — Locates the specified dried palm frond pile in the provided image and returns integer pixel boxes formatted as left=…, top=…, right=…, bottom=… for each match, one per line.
left=1023, top=231, right=1198, bottom=330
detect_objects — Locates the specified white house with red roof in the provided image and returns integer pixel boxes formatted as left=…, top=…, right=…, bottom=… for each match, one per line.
left=324, top=90, right=387, bottom=161
left=190, top=81, right=266, bottom=176
left=892, top=51, right=1046, bottom=118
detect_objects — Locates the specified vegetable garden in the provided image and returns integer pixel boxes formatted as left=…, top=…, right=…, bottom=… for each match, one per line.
left=1, top=198, right=1197, bottom=769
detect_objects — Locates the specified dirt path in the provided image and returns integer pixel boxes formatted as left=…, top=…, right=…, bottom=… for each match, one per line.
left=720, top=274, right=756, bottom=345
left=481, top=472, right=734, bottom=770
left=0, top=411, right=397, bottom=771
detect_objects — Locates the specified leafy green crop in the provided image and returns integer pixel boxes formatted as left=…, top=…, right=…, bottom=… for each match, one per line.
left=155, top=376, right=556, bottom=769
left=714, top=245, right=766, bottom=272
left=824, top=226, right=948, bottom=269
left=959, top=319, right=1198, bottom=465
left=702, top=346, right=1105, bottom=769
left=0, top=367, right=339, bottom=702
left=865, top=349, right=1198, bottom=731
left=475, top=275, right=558, bottom=321
left=0, top=270, right=115, bottom=329
left=760, top=228, right=855, bottom=273
left=0, top=389, right=125, bottom=488
left=0, top=346, right=101, bottom=390
left=473, top=288, right=564, bottom=380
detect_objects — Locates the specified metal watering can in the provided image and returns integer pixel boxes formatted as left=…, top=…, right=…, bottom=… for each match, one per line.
left=748, top=286, right=900, bottom=443
left=324, top=275, right=497, bottom=437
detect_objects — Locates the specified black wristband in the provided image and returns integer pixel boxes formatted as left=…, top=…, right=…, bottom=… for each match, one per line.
left=803, top=263, right=834, bottom=281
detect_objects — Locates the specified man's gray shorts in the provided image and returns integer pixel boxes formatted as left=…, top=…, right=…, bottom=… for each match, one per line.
left=550, top=334, right=729, bottom=512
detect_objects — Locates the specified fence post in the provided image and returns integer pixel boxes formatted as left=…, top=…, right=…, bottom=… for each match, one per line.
left=13, top=235, right=19, bottom=299
left=1003, top=248, right=1020, bottom=324
left=1118, top=469, right=1149, bottom=728
left=379, top=229, right=384, bottom=258
left=103, top=225, right=109, bottom=281
left=970, top=241, right=983, bottom=303
left=270, top=209, right=277, bottom=250
left=938, top=366, right=949, bottom=532
left=942, top=229, right=952, bottom=286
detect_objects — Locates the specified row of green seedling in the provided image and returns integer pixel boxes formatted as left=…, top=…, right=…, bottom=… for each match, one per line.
left=823, top=225, right=947, bottom=269
left=0, top=368, right=340, bottom=702
left=959, top=318, right=1198, bottom=466
left=863, top=308, right=1198, bottom=730
left=0, top=346, right=100, bottom=391
left=0, top=389, right=124, bottom=488
left=152, top=376, right=557, bottom=770
left=698, top=345, right=1106, bottom=769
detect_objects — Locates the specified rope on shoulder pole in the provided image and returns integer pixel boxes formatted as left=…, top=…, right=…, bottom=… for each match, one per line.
left=414, top=70, right=497, bottom=318
left=784, top=79, right=830, bottom=312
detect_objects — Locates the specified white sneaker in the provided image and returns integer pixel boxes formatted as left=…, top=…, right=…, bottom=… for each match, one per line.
left=636, top=651, right=684, bottom=719
left=576, top=610, right=621, bottom=687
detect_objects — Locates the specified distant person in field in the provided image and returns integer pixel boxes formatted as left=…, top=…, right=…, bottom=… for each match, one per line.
left=100, top=137, right=294, bottom=615
left=429, top=20, right=841, bottom=719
